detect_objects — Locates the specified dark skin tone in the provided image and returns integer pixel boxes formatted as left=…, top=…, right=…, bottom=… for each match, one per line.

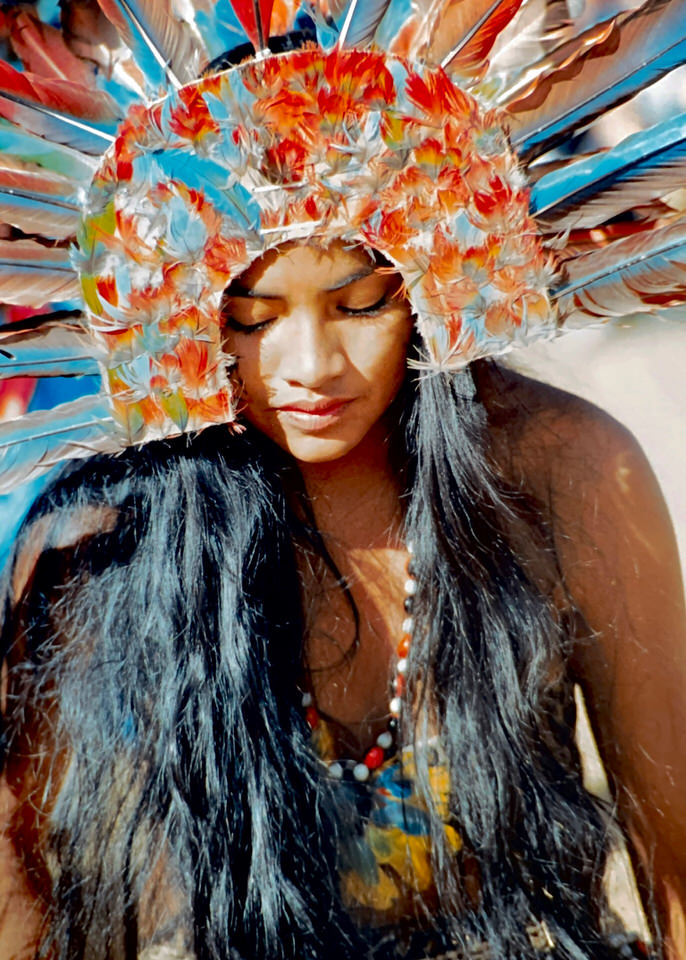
left=1, top=244, right=684, bottom=958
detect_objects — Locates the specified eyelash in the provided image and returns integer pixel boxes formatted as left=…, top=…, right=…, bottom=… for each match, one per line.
left=338, top=294, right=390, bottom=316
left=223, top=294, right=392, bottom=334
left=223, top=316, right=275, bottom=334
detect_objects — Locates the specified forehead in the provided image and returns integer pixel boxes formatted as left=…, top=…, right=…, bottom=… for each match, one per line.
left=234, top=241, right=378, bottom=296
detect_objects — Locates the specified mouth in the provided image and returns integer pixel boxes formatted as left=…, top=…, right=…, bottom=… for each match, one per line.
left=274, top=398, right=353, bottom=430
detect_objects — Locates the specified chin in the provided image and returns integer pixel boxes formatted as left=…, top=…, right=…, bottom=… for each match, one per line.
left=280, top=435, right=360, bottom=464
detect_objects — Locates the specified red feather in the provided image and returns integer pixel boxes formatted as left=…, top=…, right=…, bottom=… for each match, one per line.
left=2, top=8, right=95, bottom=87
left=0, top=157, right=79, bottom=198
left=442, top=0, right=526, bottom=73
left=412, top=0, right=525, bottom=75
left=0, top=377, right=35, bottom=422
left=230, top=0, right=276, bottom=49
left=0, top=61, right=120, bottom=122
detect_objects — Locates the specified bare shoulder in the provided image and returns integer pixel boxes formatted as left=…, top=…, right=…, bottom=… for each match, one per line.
left=474, top=360, right=683, bottom=650
left=472, top=360, right=646, bottom=507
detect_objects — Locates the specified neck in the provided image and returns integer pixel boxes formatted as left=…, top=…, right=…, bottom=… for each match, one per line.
left=295, top=417, right=404, bottom=550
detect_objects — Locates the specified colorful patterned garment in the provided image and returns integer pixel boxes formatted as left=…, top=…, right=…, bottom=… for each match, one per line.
left=338, top=747, right=463, bottom=922
left=311, top=720, right=464, bottom=926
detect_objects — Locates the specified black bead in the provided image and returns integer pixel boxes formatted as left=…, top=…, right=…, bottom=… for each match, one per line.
left=404, top=596, right=414, bottom=612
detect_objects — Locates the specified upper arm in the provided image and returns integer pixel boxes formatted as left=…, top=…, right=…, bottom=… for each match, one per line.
left=548, top=412, right=685, bottom=821
left=0, top=503, right=121, bottom=958
left=543, top=402, right=686, bottom=949
left=480, top=363, right=686, bottom=950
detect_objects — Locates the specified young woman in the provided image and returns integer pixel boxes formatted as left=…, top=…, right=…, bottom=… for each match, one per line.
left=0, top=1, right=686, bottom=958
left=1, top=237, right=684, bottom=960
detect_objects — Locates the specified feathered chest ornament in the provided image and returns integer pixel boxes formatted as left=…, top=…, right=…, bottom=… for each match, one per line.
left=0, top=0, right=685, bottom=488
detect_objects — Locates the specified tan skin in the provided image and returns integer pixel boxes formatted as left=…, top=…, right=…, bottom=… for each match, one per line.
left=1, top=241, right=685, bottom=958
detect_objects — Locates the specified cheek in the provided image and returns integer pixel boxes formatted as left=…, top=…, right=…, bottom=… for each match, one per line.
left=227, top=337, right=269, bottom=403
left=355, top=316, right=413, bottom=396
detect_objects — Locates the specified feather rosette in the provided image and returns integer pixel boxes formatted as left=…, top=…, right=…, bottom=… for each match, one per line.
left=77, top=46, right=552, bottom=444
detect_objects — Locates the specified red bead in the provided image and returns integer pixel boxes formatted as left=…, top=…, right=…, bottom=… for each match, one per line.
left=397, top=634, right=411, bottom=657
left=364, top=746, right=385, bottom=770
left=306, top=706, right=319, bottom=729
left=394, top=675, right=406, bottom=696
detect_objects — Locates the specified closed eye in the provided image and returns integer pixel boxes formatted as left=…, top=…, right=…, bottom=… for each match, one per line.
left=221, top=288, right=282, bottom=333
left=223, top=314, right=277, bottom=333
left=337, top=293, right=392, bottom=317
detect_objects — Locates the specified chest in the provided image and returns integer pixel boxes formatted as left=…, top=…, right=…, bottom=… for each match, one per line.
left=301, top=544, right=412, bottom=756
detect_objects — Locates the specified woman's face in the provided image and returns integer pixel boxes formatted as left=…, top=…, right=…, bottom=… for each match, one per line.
left=222, top=241, right=413, bottom=463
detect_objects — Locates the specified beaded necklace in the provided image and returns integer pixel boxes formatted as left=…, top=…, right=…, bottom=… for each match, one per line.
left=303, top=543, right=416, bottom=782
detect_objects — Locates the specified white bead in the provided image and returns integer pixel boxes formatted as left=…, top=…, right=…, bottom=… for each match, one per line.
left=404, top=578, right=417, bottom=596
left=389, top=697, right=402, bottom=716
left=397, top=658, right=408, bottom=674
left=301, top=692, right=313, bottom=707
left=353, top=763, right=370, bottom=782
left=406, top=541, right=415, bottom=555
left=376, top=731, right=393, bottom=749
left=402, top=617, right=414, bottom=634
left=328, top=762, right=344, bottom=779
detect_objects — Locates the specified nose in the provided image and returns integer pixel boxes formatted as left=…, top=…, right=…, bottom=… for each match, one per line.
left=279, top=306, right=346, bottom=389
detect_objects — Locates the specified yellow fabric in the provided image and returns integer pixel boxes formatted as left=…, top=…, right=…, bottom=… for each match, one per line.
left=314, top=732, right=462, bottom=923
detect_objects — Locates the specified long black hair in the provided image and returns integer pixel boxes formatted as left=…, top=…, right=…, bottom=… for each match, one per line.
left=1, top=365, right=624, bottom=960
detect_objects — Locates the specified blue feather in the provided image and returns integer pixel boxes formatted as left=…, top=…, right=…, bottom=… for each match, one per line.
left=531, top=112, right=686, bottom=228
left=0, top=395, right=117, bottom=494
left=0, top=121, right=97, bottom=181
left=510, top=0, right=686, bottom=160
left=0, top=187, right=81, bottom=239
left=193, top=0, right=248, bottom=60
left=338, top=0, right=393, bottom=48
left=374, top=0, right=414, bottom=50
left=0, top=323, right=101, bottom=379
left=0, top=93, right=114, bottom=156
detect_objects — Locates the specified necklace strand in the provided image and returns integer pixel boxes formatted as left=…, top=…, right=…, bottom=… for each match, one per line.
left=303, top=542, right=416, bottom=782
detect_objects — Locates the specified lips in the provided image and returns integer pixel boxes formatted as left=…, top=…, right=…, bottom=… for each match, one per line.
left=277, top=398, right=351, bottom=415
left=274, top=397, right=353, bottom=430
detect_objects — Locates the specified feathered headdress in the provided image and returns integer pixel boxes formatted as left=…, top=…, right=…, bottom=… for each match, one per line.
left=1, top=0, right=686, bottom=490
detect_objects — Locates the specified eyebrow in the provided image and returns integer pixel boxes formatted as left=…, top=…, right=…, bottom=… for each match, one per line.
left=224, top=267, right=376, bottom=299
left=325, top=267, right=375, bottom=291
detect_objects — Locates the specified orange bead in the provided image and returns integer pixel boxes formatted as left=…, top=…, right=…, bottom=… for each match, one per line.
left=397, top=634, right=411, bottom=657
left=306, top=706, right=319, bottom=729
left=394, top=675, right=406, bottom=697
